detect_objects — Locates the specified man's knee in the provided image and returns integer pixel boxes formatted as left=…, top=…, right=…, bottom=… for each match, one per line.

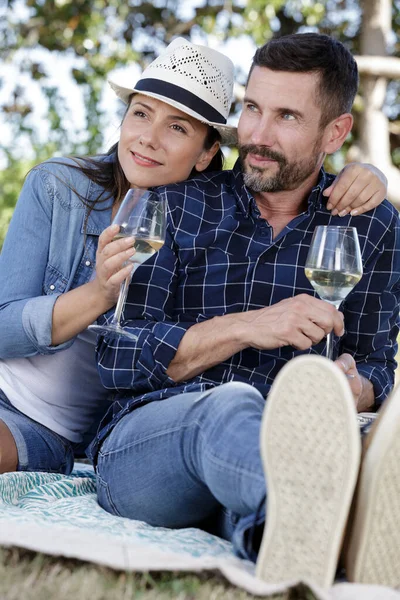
left=211, top=381, right=264, bottom=403
left=198, top=382, right=264, bottom=421
left=0, top=420, right=18, bottom=473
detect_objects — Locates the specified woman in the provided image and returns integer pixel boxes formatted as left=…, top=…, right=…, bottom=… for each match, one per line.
left=0, top=37, right=389, bottom=475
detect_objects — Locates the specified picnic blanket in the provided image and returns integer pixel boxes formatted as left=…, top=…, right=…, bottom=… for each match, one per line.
left=0, top=463, right=398, bottom=600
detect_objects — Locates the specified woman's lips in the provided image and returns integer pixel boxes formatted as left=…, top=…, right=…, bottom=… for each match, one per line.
left=131, top=151, right=162, bottom=167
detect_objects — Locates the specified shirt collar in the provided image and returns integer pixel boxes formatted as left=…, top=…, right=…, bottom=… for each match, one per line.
left=230, top=160, right=254, bottom=218
left=308, top=167, right=332, bottom=212
left=82, top=154, right=116, bottom=235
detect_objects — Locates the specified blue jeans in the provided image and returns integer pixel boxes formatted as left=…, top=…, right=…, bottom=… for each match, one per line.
left=0, top=390, right=88, bottom=473
left=96, top=382, right=267, bottom=560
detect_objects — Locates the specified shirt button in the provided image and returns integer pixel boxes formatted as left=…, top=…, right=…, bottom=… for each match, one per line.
left=85, top=260, right=91, bottom=266
left=49, top=284, right=55, bottom=290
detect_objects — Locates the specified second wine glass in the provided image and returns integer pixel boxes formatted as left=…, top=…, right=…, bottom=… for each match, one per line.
left=90, top=188, right=166, bottom=341
left=305, top=225, right=363, bottom=359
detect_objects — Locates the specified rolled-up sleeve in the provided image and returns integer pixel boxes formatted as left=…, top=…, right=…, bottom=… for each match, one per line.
left=96, top=318, right=197, bottom=391
left=96, top=216, right=208, bottom=391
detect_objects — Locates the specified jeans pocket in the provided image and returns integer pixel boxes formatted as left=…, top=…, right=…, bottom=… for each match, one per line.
left=96, top=472, right=123, bottom=517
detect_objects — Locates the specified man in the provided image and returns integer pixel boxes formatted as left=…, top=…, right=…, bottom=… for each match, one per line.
left=89, top=33, right=400, bottom=589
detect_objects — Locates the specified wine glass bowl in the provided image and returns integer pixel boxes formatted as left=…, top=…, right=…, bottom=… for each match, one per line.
left=305, top=226, right=363, bottom=358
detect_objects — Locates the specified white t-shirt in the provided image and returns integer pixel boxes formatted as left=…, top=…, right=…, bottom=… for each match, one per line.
left=0, top=328, right=111, bottom=443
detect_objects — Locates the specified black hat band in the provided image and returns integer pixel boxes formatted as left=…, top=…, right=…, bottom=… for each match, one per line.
left=134, top=78, right=227, bottom=125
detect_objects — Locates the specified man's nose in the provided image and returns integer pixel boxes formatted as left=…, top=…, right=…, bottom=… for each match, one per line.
left=249, top=116, right=275, bottom=147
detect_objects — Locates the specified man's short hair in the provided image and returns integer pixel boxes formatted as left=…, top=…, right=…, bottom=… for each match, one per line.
left=249, top=33, right=359, bottom=128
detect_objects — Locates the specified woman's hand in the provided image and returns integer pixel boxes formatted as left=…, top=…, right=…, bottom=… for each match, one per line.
left=51, top=224, right=136, bottom=346
left=93, top=224, right=136, bottom=307
left=323, top=163, right=387, bottom=217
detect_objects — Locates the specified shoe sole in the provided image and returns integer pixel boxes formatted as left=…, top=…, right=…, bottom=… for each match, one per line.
left=346, top=383, right=400, bottom=588
left=256, top=355, right=361, bottom=588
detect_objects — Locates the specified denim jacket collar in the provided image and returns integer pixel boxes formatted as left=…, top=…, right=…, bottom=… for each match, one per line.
left=83, top=182, right=114, bottom=236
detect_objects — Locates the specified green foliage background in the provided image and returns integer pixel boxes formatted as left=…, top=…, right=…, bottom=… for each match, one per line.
left=1, top=0, right=399, bottom=247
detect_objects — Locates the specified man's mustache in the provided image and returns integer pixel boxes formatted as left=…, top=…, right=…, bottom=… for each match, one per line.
left=240, top=144, right=287, bottom=166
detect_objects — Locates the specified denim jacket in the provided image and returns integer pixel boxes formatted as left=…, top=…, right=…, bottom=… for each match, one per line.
left=0, top=155, right=114, bottom=358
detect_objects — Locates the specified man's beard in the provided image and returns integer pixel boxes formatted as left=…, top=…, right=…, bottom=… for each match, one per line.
left=239, top=143, right=322, bottom=193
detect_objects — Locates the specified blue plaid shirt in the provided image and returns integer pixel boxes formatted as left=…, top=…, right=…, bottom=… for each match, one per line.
left=89, top=162, right=400, bottom=462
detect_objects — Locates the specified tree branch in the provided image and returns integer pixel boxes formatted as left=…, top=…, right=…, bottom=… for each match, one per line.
left=354, top=55, right=400, bottom=78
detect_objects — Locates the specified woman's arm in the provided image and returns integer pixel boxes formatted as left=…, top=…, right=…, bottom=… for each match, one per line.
left=51, top=224, right=136, bottom=345
left=0, top=168, right=58, bottom=358
left=0, top=165, right=134, bottom=356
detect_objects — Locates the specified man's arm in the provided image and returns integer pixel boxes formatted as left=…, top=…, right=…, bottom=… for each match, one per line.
left=335, top=206, right=400, bottom=411
left=167, top=294, right=344, bottom=381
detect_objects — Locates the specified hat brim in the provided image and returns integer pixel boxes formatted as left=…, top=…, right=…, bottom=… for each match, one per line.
left=109, top=80, right=237, bottom=146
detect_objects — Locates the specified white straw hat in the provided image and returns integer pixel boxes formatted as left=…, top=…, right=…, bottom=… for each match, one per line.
left=109, top=37, right=237, bottom=145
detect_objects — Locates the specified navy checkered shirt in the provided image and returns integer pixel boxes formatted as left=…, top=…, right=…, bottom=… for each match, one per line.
left=90, top=162, right=400, bottom=460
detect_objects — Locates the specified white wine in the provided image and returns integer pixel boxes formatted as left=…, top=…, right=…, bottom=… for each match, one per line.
left=113, top=232, right=131, bottom=241
left=131, top=238, right=164, bottom=265
left=305, top=268, right=362, bottom=304
left=113, top=234, right=163, bottom=265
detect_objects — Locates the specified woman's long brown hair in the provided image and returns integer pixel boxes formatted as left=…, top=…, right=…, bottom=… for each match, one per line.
left=32, top=110, right=224, bottom=240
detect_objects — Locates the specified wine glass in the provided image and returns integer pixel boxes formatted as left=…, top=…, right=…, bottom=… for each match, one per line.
left=89, top=188, right=166, bottom=341
left=305, top=226, right=363, bottom=359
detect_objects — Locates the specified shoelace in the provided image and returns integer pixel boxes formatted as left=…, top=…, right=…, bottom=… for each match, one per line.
left=357, top=412, right=377, bottom=438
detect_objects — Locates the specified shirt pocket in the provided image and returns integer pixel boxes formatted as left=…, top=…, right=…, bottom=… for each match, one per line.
left=176, top=248, right=253, bottom=316
left=43, top=264, right=68, bottom=295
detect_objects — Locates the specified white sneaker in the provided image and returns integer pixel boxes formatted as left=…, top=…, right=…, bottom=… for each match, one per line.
left=345, top=383, right=400, bottom=588
left=256, top=355, right=361, bottom=588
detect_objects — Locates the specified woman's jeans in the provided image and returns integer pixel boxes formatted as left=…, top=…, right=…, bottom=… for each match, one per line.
left=0, top=389, right=87, bottom=473
left=96, top=382, right=267, bottom=560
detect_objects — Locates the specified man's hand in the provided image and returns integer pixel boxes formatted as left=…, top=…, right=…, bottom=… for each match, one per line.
left=335, top=353, right=363, bottom=398
left=334, top=352, right=375, bottom=412
left=242, top=294, right=344, bottom=351
left=323, top=163, right=387, bottom=217
left=167, top=294, right=344, bottom=383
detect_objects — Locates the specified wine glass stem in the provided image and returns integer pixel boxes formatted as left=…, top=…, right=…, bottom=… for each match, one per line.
left=325, top=300, right=341, bottom=360
left=326, top=332, right=334, bottom=360
left=110, top=267, right=135, bottom=327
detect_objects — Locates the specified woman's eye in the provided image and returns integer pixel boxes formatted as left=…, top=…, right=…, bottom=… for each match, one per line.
left=133, top=110, right=146, bottom=118
left=171, top=124, right=187, bottom=134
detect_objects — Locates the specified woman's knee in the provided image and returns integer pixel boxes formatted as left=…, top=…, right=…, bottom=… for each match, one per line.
left=0, top=420, right=18, bottom=473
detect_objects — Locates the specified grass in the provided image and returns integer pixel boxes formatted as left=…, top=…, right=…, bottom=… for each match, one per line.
left=0, top=547, right=318, bottom=600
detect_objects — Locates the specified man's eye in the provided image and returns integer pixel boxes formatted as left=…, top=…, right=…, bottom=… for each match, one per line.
left=282, top=113, right=296, bottom=121
left=246, top=103, right=258, bottom=112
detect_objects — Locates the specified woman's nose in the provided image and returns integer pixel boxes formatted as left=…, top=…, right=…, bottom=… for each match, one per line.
left=138, top=124, right=161, bottom=149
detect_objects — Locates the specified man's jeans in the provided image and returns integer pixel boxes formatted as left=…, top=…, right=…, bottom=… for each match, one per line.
left=96, top=382, right=267, bottom=560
